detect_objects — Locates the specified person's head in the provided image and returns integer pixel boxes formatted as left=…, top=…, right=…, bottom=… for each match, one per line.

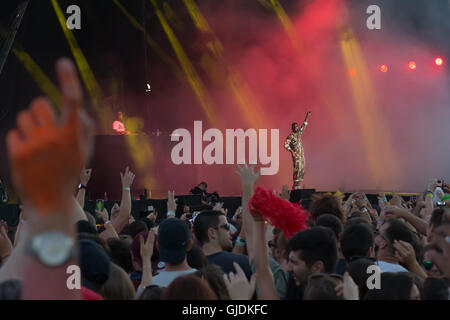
left=187, top=244, right=208, bottom=269
left=130, top=230, right=160, bottom=272
left=128, top=220, right=148, bottom=239
left=303, top=274, right=343, bottom=300
left=375, top=218, right=418, bottom=261
left=78, top=233, right=110, bottom=256
left=158, top=218, right=192, bottom=265
left=0, top=280, right=21, bottom=300
left=341, top=223, right=374, bottom=262
left=316, top=214, right=343, bottom=242
left=117, top=112, right=123, bottom=120
left=138, top=285, right=164, bottom=300
left=291, top=122, right=299, bottom=132
left=76, top=220, right=98, bottom=235
left=422, top=245, right=443, bottom=278
left=364, top=272, right=420, bottom=300
left=287, top=227, right=338, bottom=287
left=162, top=275, right=217, bottom=300
left=99, top=263, right=136, bottom=300
left=193, top=210, right=233, bottom=251
left=107, top=238, right=133, bottom=274
left=197, top=182, right=207, bottom=191
left=346, top=257, right=377, bottom=299
left=309, top=194, right=345, bottom=224
left=195, top=264, right=230, bottom=300
left=421, top=277, right=449, bottom=300
left=427, top=208, right=446, bottom=241
left=269, top=229, right=289, bottom=267
left=79, top=239, right=111, bottom=293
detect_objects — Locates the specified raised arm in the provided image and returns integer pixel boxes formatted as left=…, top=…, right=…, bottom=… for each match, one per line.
left=76, top=168, right=91, bottom=209
left=111, top=167, right=135, bottom=233
left=3, top=58, right=93, bottom=299
left=299, top=111, right=311, bottom=134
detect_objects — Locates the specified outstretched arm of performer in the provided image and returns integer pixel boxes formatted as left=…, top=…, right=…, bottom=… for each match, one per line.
left=299, top=111, right=311, bottom=134
left=284, top=136, right=292, bottom=152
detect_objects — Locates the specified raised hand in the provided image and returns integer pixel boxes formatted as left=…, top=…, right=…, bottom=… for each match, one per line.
left=120, top=166, right=136, bottom=188
left=235, top=163, right=261, bottom=187
left=223, top=262, right=256, bottom=300
left=393, top=240, right=417, bottom=268
left=7, top=58, right=93, bottom=215
left=140, top=229, right=155, bottom=260
left=167, top=190, right=177, bottom=215
left=95, top=207, right=109, bottom=223
left=280, top=185, right=291, bottom=201
left=80, top=168, right=92, bottom=186
left=335, top=272, right=359, bottom=300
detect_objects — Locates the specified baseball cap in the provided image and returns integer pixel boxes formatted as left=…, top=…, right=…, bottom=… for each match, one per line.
left=79, top=239, right=111, bottom=292
left=158, top=219, right=191, bottom=264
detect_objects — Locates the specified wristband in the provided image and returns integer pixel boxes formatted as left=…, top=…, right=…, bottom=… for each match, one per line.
left=104, top=221, right=112, bottom=229
left=167, top=211, right=175, bottom=217
left=124, top=187, right=131, bottom=191
left=235, top=237, right=246, bottom=247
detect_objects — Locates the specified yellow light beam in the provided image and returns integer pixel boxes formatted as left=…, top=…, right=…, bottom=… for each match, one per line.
left=182, top=0, right=267, bottom=129
left=112, top=0, right=184, bottom=81
left=149, top=0, right=218, bottom=126
left=0, top=25, right=61, bottom=107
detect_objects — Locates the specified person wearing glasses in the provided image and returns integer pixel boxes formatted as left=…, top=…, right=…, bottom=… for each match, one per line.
left=193, top=210, right=252, bottom=280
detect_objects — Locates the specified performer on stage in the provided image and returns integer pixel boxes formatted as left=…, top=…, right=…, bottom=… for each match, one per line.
left=284, top=111, right=311, bottom=189
left=112, top=112, right=130, bottom=135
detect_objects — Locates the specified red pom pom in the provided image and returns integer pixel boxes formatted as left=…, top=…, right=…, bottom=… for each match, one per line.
left=248, top=187, right=310, bottom=239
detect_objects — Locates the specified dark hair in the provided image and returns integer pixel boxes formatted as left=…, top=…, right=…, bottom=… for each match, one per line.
left=421, top=278, right=449, bottom=300
left=289, top=226, right=337, bottom=273
left=129, top=221, right=148, bottom=239
left=429, top=208, right=446, bottom=227
left=162, top=275, right=217, bottom=300
left=341, top=223, right=374, bottom=261
left=195, top=264, right=230, bottom=300
left=0, top=280, right=21, bottom=300
left=187, top=244, right=208, bottom=269
left=303, top=276, right=342, bottom=300
left=107, top=238, right=132, bottom=274
left=384, top=219, right=421, bottom=260
left=199, top=182, right=207, bottom=188
left=346, top=258, right=376, bottom=299
left=364, top=272, right=417, bottom=300
left=193, top=210, right=224, bottom=246
left=138, top=285, right=164, bottom=300
left=316, top=214, right=343, bottom=239
left=76, top=220, right=98, bottom=235
left=291, top=122, right=298, bottom=131
left=309, top=194, right=344, bottom=223
left=99, top=263, right=136, bottom=300
left=78, top=233, right=111, bottom=255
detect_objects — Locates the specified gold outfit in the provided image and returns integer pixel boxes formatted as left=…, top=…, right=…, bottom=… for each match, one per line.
left=285, top=121, right=308, bottom=189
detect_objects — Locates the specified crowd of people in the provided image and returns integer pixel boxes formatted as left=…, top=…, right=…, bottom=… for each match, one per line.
left=0, top=58, right=449, bottom=300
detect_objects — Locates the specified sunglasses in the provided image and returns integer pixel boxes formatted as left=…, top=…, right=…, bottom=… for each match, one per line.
left=213, top=223, right=230, bottom=231
left=307, top=273, right=344, bottom=286
left=423, top=260, right=433, bottom=270
left=348, top=256, right=377, bottom=263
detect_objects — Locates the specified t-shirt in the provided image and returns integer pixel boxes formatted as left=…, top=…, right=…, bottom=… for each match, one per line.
left=151, top=269, right=197, bottom=288
left=207, top=251, right=253, bottom=280
left=251, top=256, right=288, bottom=299
left=376, top=260, right=408, bottom=273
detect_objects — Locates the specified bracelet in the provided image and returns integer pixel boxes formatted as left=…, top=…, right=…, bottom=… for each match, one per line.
left=235, top=237, right=246, bottom=247
left=124, top=187, right=131, bottom=191
left=104, top=221, right=112, bottom=229
left=167, top=211, right=175, bottom=217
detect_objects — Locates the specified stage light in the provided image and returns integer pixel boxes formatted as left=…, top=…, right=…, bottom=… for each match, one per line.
left=380, top=65, right=388, bottom=73
left=408, top=61, right=416, bottom=70
left=146, top=83, right=151, bottom=92
left=435, top=57, right=444, bottom=66
left=348, top=68, right=356, bottom=76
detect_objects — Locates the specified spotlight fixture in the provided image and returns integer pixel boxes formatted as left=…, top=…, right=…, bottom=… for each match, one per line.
left=146, top=83, right=151, bottom=92
left=380, top=65, right=388, bottom=73
left=408, top=61, right=416, bottom=70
